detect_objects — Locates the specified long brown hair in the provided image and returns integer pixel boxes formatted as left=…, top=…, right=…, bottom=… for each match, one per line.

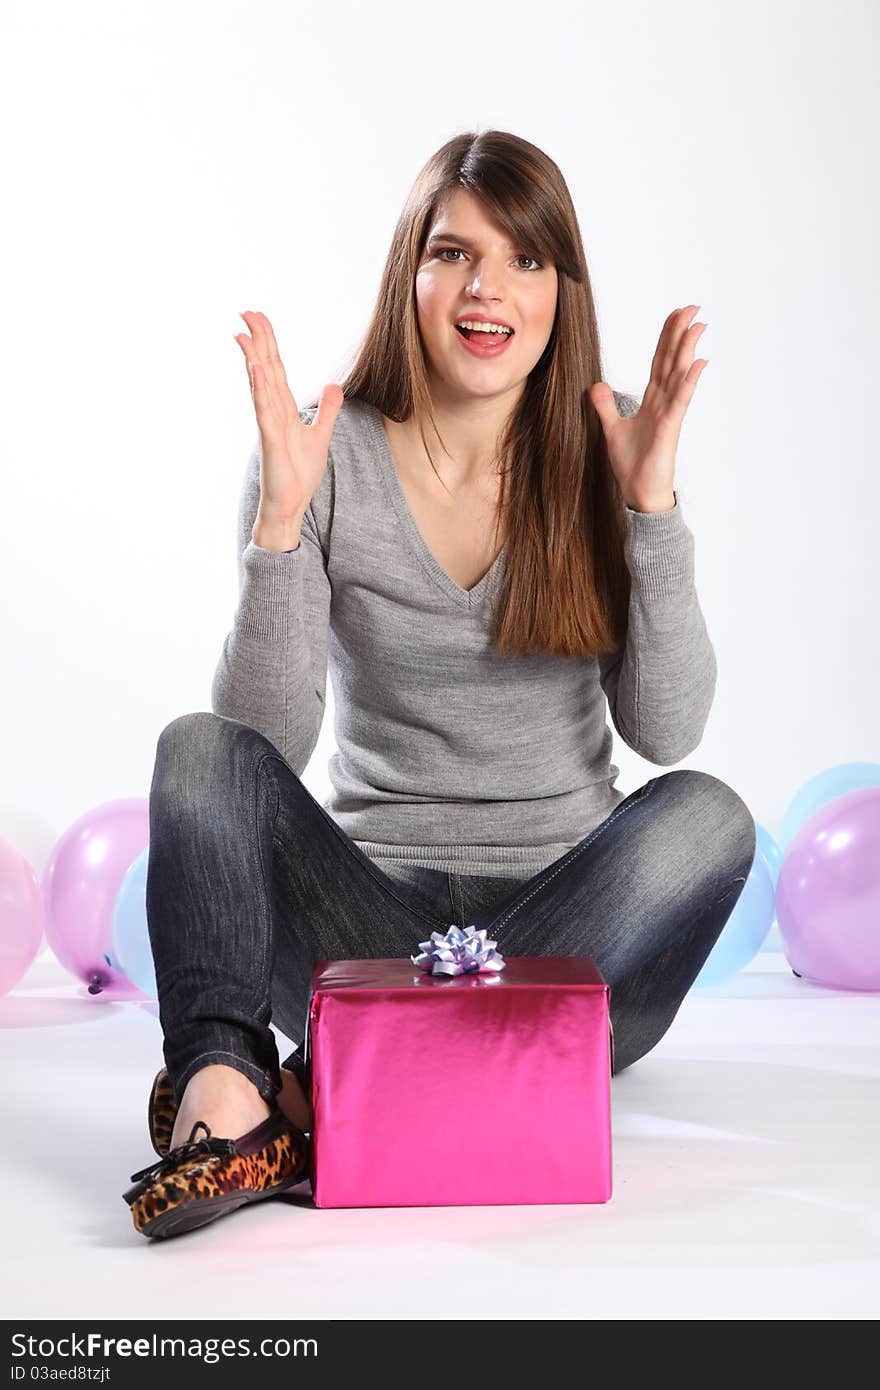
left=325, top=128, right=634, bottom=660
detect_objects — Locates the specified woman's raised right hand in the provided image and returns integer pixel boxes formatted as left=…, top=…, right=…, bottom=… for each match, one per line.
left=234, top=309, right=343, bottom=522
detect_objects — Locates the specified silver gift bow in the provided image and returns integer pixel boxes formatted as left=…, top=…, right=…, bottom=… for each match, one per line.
left=411, top=924, right=506, bottom=976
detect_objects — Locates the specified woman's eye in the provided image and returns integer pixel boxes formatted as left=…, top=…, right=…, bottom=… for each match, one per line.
left=435, top=248, right=542, bottom=271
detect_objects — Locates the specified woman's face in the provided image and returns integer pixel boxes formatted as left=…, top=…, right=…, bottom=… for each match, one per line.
left=415, top=187, right=558, bottom=404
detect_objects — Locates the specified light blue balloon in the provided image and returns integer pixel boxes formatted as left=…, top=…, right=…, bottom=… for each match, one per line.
left=110, top=847, right=157, bottom=998
left=778, top=762, right=880, bottom=850
left=760, top=920, right=785, bottom=954
left=691, top=850, right=775, bottom=988
left=755, top=822, right=784, bottom=951
left=755, top=822, right=783, bottom=885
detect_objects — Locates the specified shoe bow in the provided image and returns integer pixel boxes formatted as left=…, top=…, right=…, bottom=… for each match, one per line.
left=125, top=1120, right=237, bottom=1201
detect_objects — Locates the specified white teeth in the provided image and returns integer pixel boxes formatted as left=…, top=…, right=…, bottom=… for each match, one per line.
left=456, top=320, right=512, bottom=335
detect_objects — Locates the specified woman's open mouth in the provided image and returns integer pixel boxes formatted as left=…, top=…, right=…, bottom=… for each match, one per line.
left=454, top=323, right=515, bottom=358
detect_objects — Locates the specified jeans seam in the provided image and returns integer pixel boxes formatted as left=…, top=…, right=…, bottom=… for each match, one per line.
left=490, top=778, right=659, bottom=933
left=450, top=870, right=464, bottom=926
left=446, top=870, right=457, bottom=927
left=262, top=751, right=446, bottom=931
left=254, top=751, right=281, bottom=995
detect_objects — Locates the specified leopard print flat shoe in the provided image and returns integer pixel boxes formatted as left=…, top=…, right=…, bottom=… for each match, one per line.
left=147, top=1068, right=178, bottom=1157
left=123, top=1109, right=311, bottom=1240
left=148, top=1046, right=312, bottom=1157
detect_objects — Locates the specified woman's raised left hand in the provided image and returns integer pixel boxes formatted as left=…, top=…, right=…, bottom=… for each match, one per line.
left=588, top=305, right=708, bottom=513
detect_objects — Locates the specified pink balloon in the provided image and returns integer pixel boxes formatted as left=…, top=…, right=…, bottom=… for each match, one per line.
left=0, top=837, right=44, bottom=995
left=42, top=798, right=150, bottom=998
left=776, top=787, right=880, bottom=990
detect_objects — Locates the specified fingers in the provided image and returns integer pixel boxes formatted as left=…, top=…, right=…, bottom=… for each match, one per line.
left=675, top=308, right=706, bottom=379
left=239, top=309, right=274, bottom=393
left=234, top=315, right=262, bottom=383
left=233, top=330, right=257, bottom=395
left=660, top=305, right=697, bottom=384
left=234, top=322, right=281, bottom=434
left=234, top=326, right=273, bottom=412
left=647, top=306, right=683, bottom=386
left=238, top=310, right=298, bottom=423
left=649, top=306, right=707, bottom=397
left=669, top=311, right=708, bottom=399
left=242, top=350, right=278, bottom=434
left=258, top=311, right=282, bottom=364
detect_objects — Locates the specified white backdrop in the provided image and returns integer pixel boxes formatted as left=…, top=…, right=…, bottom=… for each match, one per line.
left=2, top=0, right=877, bottom=888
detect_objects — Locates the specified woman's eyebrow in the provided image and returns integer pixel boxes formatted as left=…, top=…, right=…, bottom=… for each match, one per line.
left=426, top=231, right=516, bottom=251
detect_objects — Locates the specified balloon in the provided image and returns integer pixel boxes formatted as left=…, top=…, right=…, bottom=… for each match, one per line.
left=0, top=837, right=45, bottom=995
left=692, top=849, right=775, bottom=987
left=778, top=762, right=880, bottom=851
left=110, top=848, right=156, bottom=998
left=761, top=920, right=785, bottom=954
left=755, top=823, right=784, bottom=951
left=42, top=798, right=149, bottom=997
left=755, top=822, right=783, bottom=885
left=776, top=787, right=880, bottom=991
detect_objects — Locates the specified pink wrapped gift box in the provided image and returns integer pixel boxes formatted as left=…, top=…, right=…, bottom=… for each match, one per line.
left=303, top=955, right=614, bottom=1208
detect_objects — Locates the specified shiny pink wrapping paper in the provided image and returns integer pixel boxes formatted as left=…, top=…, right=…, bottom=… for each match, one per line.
left=304, top=956, right=613, bottom=1208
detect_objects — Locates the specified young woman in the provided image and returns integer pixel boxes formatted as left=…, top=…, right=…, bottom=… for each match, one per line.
left=123, top=129, right=756, bottom=1240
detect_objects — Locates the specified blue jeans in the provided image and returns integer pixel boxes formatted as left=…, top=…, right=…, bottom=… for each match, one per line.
left=146, top=712, right=757, bottom=1105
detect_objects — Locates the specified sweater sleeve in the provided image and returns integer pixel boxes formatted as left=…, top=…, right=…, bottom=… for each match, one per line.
left=597, top=392, right=717, bottom=766
left=210, top=420, right=331, bottom=774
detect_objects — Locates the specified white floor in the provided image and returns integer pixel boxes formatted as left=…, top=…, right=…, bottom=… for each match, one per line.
left=2, top=942, right=879, bottom=1322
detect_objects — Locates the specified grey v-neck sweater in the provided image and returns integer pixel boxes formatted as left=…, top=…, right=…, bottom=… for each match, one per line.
left=211, top=394, right=717, bottom=875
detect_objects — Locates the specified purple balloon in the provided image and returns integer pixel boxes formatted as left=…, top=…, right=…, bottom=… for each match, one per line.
left=0, top=837, right=44, bottom=995
left=776, top=787, right=880, bottom=990
left=42, top=798, right=150, bottom=998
